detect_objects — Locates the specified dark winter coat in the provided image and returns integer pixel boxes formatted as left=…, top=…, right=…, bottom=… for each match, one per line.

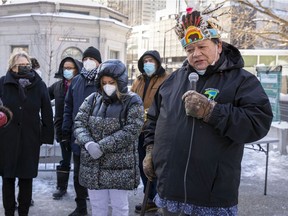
left=62, top=74, right=97, bottom=155
left=0, top=71, right=54, bottom=178
left=0, top=98, right=13, bottom=128
left=48, top=57, right=83, bottom=142
left=74, top=59, right=144, bottom=190
left=131, top=50, right=169, bottom=110
left=144, top=42, right=273, bottom=207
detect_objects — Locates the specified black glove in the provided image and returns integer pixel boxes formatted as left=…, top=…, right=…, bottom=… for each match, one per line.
left=61, top=132, right=71, bottom=151
left=60, top=139, right=71, bottom=152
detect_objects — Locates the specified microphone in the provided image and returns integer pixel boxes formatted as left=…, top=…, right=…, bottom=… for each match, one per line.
left=188, top=72, right=199, bottom=91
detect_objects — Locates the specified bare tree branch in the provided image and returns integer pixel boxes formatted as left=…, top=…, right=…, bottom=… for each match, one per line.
left=237, top=0, right=288, bottom=26
left=228, top=0, right=288, bottom=49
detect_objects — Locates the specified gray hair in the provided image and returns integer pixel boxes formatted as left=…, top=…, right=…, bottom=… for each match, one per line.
left=8, top=51, right=31, bottom=71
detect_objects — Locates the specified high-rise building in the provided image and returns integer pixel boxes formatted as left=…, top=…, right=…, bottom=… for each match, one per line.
left=126, top=0, right=288, bottom=77
left=105, top=0, right=166, bottom=26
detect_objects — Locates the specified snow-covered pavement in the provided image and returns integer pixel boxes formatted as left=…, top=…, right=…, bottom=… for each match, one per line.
left=0, top=140, right=287, bottom=216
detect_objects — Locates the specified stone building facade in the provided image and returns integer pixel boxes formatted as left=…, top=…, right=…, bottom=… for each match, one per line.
left=0, top=0, right=130, bottom=85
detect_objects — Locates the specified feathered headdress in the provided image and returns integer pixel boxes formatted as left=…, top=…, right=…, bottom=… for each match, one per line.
left=175, top=4, right=224, bottom=48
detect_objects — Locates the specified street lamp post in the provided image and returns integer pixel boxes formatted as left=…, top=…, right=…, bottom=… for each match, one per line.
left=127, top=44, right=137, bottom=84
left=163, top=36, right=167, bottom=67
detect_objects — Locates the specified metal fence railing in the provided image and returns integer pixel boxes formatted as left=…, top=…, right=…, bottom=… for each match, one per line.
left=39, top=141, right=63, bottom=172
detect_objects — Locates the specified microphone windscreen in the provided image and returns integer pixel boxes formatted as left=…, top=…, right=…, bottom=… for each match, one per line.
left=188, top=72, right=199, bottom=83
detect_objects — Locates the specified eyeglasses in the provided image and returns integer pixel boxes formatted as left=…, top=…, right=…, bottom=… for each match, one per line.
left=14, top=64, right=32, bottom=68
left=63, top=67, right=75, bottom=70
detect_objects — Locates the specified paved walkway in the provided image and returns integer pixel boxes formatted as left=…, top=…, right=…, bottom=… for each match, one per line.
left=0, top=144, right=287, bottom=216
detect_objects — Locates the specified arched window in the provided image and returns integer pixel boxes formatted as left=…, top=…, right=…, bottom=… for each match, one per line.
left=61, top=47, right=82, bottom=61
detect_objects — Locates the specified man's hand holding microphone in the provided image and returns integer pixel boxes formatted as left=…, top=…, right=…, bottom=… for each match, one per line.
left=182, top=72, right=216, bottom=122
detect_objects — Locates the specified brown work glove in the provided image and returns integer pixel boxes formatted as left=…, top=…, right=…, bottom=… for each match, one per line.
left=143, top=144, right=156, bottom=181
left=182, top=90, right=216, bottom=122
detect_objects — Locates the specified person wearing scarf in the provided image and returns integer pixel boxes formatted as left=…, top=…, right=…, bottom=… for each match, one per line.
left=0, top=51, right=54, bottom=216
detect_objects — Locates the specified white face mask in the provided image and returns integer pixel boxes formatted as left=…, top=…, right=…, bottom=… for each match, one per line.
left=83, top=59, right=97, bottom=71
left=103, top=84, right=116, bottom=96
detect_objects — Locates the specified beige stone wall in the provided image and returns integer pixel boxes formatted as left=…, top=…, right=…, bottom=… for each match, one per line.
left=0, top=1, right=130, bottom=85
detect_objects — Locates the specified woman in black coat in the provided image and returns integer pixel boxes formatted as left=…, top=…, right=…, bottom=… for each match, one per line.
left=0, top=51, right=54, bottom=216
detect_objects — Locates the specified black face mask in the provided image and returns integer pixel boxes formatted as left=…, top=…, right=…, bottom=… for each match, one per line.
left=18, top=65, right=32, bottom=75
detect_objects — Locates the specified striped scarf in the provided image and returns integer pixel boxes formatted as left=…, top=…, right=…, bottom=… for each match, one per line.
left=80, top=67, right=98, bottom=81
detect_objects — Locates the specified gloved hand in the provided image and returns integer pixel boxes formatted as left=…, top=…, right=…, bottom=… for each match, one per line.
left=0, top=106, right=13, bottom=128
left=60, top=139, right=71, bottom=152
left=143, top=144, right=156, bottom=181
left=182, top=90, right=216, bottom=122
left=85, top=141, right=103, bottom=159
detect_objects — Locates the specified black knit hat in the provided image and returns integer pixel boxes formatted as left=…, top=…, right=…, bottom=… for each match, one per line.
left=82, top=46, right=102, bottom=63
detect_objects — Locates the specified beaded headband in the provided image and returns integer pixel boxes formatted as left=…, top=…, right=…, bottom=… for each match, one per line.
left=175, top=7, right=222, bottom=48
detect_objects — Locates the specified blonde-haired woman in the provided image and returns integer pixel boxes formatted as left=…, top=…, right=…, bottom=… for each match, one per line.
left=0, top=51, right=54, bottom=216
left=74, top=59, right=144, bottom=216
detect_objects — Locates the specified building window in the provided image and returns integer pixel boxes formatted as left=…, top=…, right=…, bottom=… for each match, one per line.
left=110, top=50, right=119, bottom=59
left=278, top=56, right=288, bottom=65
left=11, top=45, right=28, bottom=54
left=260, top=56, right=276, bottom=66
left=61, top=47, right=83, bottom=61
left=243, top=55, right=257, bottom=67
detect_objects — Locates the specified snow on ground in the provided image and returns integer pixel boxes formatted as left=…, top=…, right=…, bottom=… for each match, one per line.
left=0, top=141, right=287, bottom=215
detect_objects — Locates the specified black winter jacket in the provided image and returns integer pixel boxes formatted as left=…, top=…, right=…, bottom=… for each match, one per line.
left=48, top=57, right=82, bottom=142
left=62, top=74, right=97, bottom=155
left=144, top=42, right=273, bottom=207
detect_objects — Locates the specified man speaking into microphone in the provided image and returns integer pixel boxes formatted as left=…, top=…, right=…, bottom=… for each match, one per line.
left=142, top=6, right=273, bottom=216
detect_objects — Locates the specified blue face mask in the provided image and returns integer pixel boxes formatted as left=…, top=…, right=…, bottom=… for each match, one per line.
left=143, top=63, right=156, bottom=77
left=63, top=69, right=74, bottom=80
left=195, top=69, right=206, bottom=75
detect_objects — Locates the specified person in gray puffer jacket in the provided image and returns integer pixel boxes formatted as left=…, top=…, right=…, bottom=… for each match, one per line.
left=74, top=59, right=144, bottom=216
